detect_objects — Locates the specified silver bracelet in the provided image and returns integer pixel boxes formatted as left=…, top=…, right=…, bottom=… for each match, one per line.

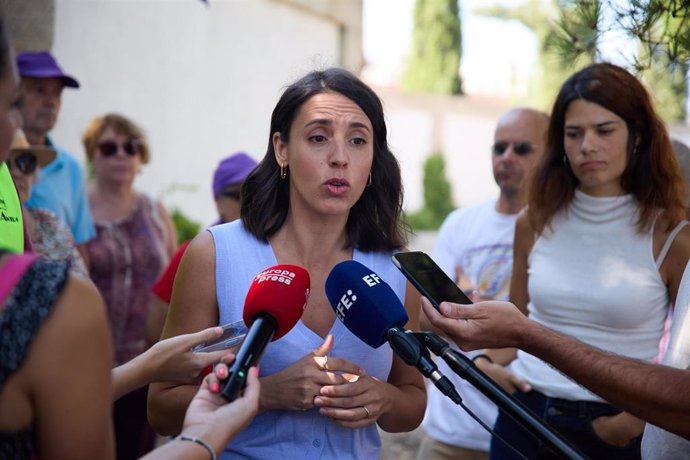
left=175, top=434, right=217, bottom=460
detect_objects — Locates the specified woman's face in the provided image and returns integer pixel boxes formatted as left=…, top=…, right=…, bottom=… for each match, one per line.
left=563, top=99, right=630, bottom=197
left=7, top=151, right=36, bottom=203
left=91, top=125, right=142, bottom=186
left=273, top=92, right=374, bottom=219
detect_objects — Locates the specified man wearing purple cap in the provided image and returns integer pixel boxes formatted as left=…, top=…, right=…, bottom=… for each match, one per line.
left=16, top=51, right=95, bottom=262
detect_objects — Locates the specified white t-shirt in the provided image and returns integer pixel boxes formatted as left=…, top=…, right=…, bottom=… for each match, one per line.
left=422, top=199, right=517, bottom=451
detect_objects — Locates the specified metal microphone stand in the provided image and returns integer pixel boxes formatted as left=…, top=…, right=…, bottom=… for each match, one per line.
left=412, top=331, right=587, bottom=460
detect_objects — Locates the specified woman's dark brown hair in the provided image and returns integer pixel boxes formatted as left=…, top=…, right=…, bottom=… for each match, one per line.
left=529, top=62, right=687, bottom=234
left=241, top=68, right=407, bottom=252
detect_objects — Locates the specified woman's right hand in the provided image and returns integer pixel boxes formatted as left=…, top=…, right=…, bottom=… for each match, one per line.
left=258, top=334, right=364, bottom=412
left=474, top=357, right=531, bottom=394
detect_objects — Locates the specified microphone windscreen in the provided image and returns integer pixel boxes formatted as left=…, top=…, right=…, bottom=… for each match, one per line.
left=325, top=260, right=408, bottom=348
left=243, top=265, right=310, bottom=340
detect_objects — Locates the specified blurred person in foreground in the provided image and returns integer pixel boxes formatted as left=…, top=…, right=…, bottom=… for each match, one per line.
left=83, top=113, right=177, bottom=459
left=0, top=31, right=22, bottom=252
left=148, top=68, right=426, bottom=459
left=417, top=108, right=548, bottom=460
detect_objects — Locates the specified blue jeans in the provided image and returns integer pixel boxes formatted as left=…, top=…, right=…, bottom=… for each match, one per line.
left=489, top=390, right=642, bottom=459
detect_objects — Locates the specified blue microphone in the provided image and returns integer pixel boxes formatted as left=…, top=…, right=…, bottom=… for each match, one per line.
left=325, top=260, right=462, bottom=404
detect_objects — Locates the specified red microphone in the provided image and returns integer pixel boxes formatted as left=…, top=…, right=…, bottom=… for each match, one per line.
left=222, top=265, right=310, bottom=401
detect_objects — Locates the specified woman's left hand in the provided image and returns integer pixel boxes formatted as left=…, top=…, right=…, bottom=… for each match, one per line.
left=313, top=374, right=390, bottom=429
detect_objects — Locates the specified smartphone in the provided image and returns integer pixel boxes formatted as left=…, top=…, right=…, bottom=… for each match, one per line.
left=192, top=320, right=248, bottom=353
left=392, top=251, right=472, bottom=310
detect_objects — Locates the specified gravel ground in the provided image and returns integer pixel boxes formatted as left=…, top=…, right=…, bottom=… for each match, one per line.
left=379, top=426, right=425, bottom=460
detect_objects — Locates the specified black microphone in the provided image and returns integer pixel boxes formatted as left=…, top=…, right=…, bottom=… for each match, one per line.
left=388, top=329, right=462, bottom=404
left=412, top=331, right=587, bottom=460
left=324, top=260, right=462, bottom=405
left=222, top=265, right=310, bottom=401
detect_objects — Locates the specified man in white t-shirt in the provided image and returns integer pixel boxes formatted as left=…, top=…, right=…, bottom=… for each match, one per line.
left=416, top=108, right=548, bottom=460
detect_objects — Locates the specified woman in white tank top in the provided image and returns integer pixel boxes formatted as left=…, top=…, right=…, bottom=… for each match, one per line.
left=484, top=63, right=690, bottom=460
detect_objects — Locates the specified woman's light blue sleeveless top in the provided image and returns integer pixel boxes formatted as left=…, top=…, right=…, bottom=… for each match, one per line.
left=207, top=220, right=407, bottom=459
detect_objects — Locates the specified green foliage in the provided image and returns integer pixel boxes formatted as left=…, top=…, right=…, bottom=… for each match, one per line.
left=546, top=0, right=690, bottom=122
left=544, top=1, right=601, bottom=63
left=406, top=153, right=455, bottom=230
left=403, top=0, right=463, bottom=95
left=474, top=0, right=591, bottom=110
left=640, top=53, right=689, bottom=122
left=477, top=0, right=689, bottom=121
left=171, top=208, right=202, bottom=245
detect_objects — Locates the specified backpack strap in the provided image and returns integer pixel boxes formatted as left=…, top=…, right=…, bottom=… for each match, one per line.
left=0, top=253, right=38, bottom=307
left=656, top=220, right=689, bottom=269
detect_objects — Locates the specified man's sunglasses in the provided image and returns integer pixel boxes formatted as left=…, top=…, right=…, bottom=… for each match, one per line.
left=98, top=139, right=141, bottom=158
left=5, top=153, right=38, bottom=175
left=491, top=142, right=535, bottom=156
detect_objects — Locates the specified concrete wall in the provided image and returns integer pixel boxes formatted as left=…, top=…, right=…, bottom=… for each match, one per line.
left=35, top=0, right=362, bottom=226
left=2, top=0, right=55, bottom=51
left=376, top=89, right=509, bottom=212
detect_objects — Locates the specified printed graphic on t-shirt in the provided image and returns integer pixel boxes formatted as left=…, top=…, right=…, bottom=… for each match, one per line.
left=460, top=243, right=513, bottom=301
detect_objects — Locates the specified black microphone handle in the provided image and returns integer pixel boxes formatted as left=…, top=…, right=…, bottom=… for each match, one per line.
left=222, top=313, right=277, bottom=401
left=386, top=328, right=462, bottom=405
left=439, top=348, right=587, bottom=460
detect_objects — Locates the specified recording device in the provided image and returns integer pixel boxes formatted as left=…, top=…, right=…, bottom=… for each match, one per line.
left=392, top=251, right=472, bottom=310
left=222, top=265, right=310, bottom=401
left=325, top=260, right=461, bottom=404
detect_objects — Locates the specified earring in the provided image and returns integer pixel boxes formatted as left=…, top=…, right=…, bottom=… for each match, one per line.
left=367, top=172, right=372, bottom=187
left=280, top=163, right=287, bottom=179
left=562, top=155, right=568, bottom=166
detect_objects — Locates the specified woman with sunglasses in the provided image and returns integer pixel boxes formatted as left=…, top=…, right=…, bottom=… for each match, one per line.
left=484, top=63, right=690, bottom=459
left=6, top=129, right=88, bottom=276
left=82, top=113, right=178, bottom=460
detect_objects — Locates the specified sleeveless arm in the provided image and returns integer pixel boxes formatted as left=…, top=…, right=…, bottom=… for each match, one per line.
left=29, top=275, right=115, bottom=460
left=657, top=224, right=690, bottom=305
left=148, top=231, right=219, bottom=435
left=376, top=281, right=426, bottom=432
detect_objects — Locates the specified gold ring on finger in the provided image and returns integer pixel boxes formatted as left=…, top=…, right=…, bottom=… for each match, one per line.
left=362, top=405, right=371, bottom=418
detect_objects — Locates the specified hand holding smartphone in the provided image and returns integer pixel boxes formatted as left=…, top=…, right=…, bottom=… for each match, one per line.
left=392, top=251, right=472, bottom=310
left=192, top=320, right=248, bottom=353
